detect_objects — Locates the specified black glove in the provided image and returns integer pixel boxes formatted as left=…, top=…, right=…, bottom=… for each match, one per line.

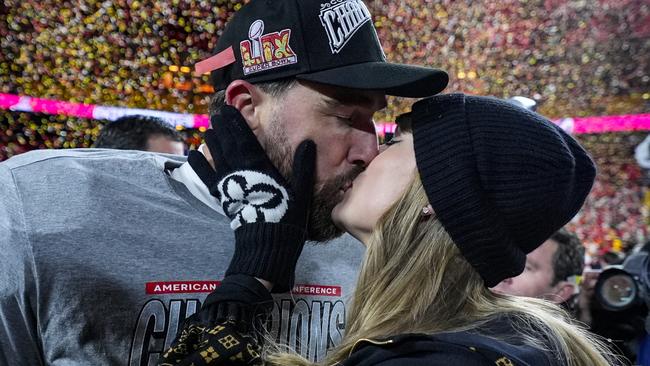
left=188, top=105, right=317, bottom=292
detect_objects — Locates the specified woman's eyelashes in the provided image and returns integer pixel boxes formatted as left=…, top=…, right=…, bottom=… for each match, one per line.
left=384, top=137, right=400, bottom=146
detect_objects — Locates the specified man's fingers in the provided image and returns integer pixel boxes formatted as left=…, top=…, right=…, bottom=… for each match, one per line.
left=202, top=129, right=229, bottom=173
left=290, top=140, right=317, bottom=201
left=221, top=105, right=266, bottom=156
left=218, top=105, right=273, bottom=169
left=187, top=150, right=221, bottom=199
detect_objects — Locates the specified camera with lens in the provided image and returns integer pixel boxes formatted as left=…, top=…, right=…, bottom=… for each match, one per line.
left=591, top=249, right=649, bottom=343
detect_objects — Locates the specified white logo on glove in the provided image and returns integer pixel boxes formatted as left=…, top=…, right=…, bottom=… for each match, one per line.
left=217, top=170, right=289, bottom=230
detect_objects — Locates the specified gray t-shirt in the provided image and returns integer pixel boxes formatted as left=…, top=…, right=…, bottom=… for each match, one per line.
left=0, top=149, right=365, bottom=365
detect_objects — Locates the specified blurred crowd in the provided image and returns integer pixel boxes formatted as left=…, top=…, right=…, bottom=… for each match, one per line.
left=1, top=0, right=648, bottom=122
left=373, top=0, right=649, bottom=119
left=566, top=132, right=649, bottom=262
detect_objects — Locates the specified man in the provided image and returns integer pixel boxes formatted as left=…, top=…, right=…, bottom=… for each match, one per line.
left=0, top=0, right=447, bottom=365
left=492, top=228, right=585, bottom=307
left=94, top=115, right=186, bottom=155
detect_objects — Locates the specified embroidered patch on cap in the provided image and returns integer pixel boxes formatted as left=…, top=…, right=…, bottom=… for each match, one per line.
left=239, top=19, right=298, bottom=75
left=319, top=0, right=372, bottom=54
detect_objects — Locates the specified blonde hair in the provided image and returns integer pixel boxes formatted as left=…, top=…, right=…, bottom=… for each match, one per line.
left=267, top=175, right=617, bottom=366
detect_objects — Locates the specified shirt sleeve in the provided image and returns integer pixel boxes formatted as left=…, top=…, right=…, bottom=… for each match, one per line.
left=0, top=164, right=43, bottom=365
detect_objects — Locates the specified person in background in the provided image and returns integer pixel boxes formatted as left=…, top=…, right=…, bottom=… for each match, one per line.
left=94, top=115, right=186, bottom=155
left=492, top=228, right=585, bottom=311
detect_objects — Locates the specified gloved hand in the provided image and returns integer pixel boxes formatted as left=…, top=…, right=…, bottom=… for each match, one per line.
left=188, top=105, right=317, bottom=292
left=159, top=275, right=271, bottom=366
left=160, top=319, right=263, bottom=366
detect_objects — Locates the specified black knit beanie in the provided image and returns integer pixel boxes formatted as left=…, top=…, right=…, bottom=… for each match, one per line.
left=410, top=93, right=596, bottom=287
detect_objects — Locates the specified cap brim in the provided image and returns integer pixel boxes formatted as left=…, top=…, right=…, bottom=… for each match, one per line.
left=295, top=62, right=448, bottom=98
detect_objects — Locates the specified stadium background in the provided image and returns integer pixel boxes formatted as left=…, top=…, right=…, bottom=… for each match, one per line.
left=1, top=0, right=649, bottom=260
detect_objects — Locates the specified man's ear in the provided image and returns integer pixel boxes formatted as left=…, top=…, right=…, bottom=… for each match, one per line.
left=224, top=80, right=265, bottom=131
left=550, top=281, right=576, bottom=304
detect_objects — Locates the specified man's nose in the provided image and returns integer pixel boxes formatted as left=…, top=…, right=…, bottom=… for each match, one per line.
left=348, top=130, right=379, bottom=167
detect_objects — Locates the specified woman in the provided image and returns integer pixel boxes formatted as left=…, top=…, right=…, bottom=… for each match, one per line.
left=161, top=94, right=617, bottom=365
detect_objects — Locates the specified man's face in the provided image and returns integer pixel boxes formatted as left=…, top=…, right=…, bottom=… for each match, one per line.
left=146, top=135, right=185, bottom=155
left=258, top=80, right=386, bottom=241
left=492, top=239, right=562, bottom=302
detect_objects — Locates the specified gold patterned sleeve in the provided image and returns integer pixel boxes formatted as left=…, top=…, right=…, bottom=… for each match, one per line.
left=158, top=275, right=274, bottom=366
left=159, top=319, right=264, bottom=366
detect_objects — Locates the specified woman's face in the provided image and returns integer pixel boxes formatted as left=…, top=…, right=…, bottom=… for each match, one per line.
left=331, top=130, right=417, bottom=244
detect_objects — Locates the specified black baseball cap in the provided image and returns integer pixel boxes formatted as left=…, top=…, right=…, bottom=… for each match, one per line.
left=196, top=0, right=448, bottom=98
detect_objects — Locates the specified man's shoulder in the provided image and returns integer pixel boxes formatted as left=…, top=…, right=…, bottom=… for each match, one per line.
left=0, top=149, right=190, bottom=210
left=290, top=234, right=365, bottom=295
left=301, top=234, right=365, bottom=261
left=1, top=148, right=186, bottom=171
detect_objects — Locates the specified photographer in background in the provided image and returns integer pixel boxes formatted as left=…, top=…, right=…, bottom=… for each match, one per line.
left=581, top=243, right=650, bottom=365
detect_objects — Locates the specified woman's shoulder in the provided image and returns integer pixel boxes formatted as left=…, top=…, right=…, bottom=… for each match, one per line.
left=343, top=331, right=554, bottom=366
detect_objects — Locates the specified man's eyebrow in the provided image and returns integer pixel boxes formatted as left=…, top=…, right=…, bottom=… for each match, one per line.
left=322, top=92, right=387, bottom=110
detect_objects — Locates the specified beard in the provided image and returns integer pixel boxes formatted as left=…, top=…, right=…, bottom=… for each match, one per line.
left=261, top=114, right=364, bottom=242
left=308, top=166, right=363, bottom=241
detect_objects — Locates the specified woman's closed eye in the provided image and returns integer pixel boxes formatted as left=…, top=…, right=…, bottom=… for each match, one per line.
left=379, top=137, right=400, bottom=153
left=384, top=137, right=400, bottom=146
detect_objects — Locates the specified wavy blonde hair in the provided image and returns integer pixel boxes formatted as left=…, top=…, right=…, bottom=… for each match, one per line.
left=267, top=175, right=617, bottom=366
